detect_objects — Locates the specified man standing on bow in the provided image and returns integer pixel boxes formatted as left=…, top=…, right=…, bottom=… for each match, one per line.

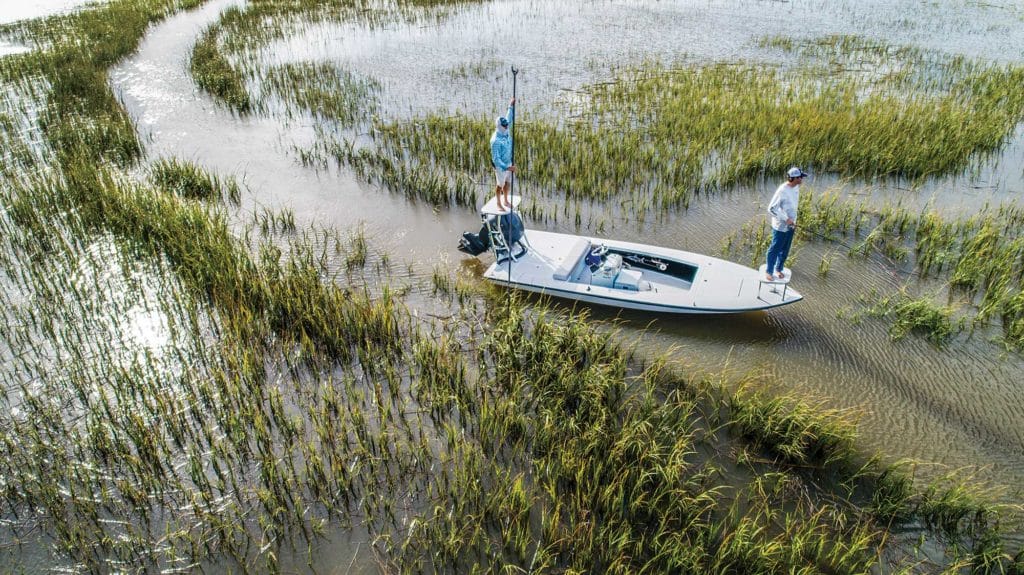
left=490, top=97, right=516, bottom=211
left=765, top=166, right=808, bottom=281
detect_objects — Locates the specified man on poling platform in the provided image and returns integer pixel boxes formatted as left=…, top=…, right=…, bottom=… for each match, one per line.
left=765, top=166, right=808, bottom=281
left=490, top=97, right=516, bottom=211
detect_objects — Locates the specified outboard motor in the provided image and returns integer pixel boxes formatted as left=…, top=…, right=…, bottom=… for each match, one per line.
left=458, top=222, right=490, bottom=256
left=458, top=212, right=526, bottom=257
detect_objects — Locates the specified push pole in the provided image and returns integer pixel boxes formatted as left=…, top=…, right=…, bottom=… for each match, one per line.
left=510, top=66, right=518, bottom=194
left=507, top=66, right=518, bottom=290
left=507, top=66, right=518, bottom=389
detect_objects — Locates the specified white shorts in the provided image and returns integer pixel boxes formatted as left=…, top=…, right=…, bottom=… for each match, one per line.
left=494, top=168, right=511, bottom=186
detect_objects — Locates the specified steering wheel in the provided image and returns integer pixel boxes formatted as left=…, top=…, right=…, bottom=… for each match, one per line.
left=590, top=245, right=608, bottom=258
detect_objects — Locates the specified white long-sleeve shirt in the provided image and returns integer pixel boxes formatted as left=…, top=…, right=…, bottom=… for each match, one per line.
left=767, top=182, right=799, bottom=232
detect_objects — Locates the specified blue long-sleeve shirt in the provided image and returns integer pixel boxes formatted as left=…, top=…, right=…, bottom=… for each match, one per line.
left=489, top=104, right=515, bottom=170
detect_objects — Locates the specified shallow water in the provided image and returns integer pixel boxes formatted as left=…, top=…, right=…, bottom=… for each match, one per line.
left=0, top=0, right=106, bottom=55
left=109, top=0, right=1024, bottom=551
left=0, top=0, right=102, bottom=24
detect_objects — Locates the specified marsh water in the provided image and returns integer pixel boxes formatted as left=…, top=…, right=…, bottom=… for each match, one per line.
left=0, top=0, right=100, bottom=54
left=105, top=0, right=1023, bottom=548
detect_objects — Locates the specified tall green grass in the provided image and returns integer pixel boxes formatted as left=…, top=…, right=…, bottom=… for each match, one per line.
left=1, top=0, right=206, bottom=165
left=190, top=17, right=252, bottom=113
left=150, top=156, right=242, bottom=202
left=356, top=40, right=1024, bottom=214
left=395, top=302, right=1021, bottom=573
left=190, top=4, right=1024, bottom=228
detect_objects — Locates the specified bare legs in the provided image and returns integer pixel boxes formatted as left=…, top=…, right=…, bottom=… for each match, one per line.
left=495, top=181, right=512, bottom=211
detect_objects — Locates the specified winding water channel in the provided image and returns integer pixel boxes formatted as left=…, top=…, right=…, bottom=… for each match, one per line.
left=107, top=0, right=1024, bottom=545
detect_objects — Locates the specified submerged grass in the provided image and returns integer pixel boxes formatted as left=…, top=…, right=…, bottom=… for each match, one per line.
left=729, top=386, right=860, bottom=470
left=867, top=291, right=961, bottom=344
left=263, top=61, right=379, bottom=125
left=724, top=189, right=1024, bottom=349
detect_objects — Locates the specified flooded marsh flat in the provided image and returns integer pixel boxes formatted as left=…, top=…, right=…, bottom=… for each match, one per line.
left=190, top=0, right=1024, bottom=493
left=4, top=0, right=1024, bottom=572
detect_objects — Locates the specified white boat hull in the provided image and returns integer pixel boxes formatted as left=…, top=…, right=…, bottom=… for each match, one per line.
left=482, top=229, right=802, bottom=314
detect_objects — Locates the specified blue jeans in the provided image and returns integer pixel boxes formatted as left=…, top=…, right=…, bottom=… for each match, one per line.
left=765, top=227, right=794, bottom=275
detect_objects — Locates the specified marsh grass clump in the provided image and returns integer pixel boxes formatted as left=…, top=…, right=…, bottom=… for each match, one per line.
left=886, top=294, right=960, bottom=344
left=818, top=250, right=835, bottom=276
left=255, top=205, right=296, bottom=234
left=909, top=471, right=1018, bottom=571
left=331, top=139, right=479, bottom=208
left=728, top=386, right=860, bottom=470
left=861, top=288, right=960, bottom=346
left=190, top=18, right=252, bottom=113
left=150, top=157, right=241, bottom=203
left=950, top=223, right=1002, bottom=291
left=263, top=61, right=379, bottom=125
left=852, top=289, right=960, bottom=345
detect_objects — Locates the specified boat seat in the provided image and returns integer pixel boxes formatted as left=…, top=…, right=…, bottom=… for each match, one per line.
left=613, top=268, right=645, bottom=291
left=552, top=237, right=592, bottom=281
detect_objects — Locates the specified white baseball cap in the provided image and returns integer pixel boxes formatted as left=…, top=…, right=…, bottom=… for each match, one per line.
left=787, top=166, right=808, bottom=179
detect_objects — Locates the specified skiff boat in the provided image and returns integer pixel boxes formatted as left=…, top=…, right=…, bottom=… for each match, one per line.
left=458, top=196, right=802, bottom=314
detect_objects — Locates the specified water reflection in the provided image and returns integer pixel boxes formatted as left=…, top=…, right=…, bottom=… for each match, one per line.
left=0, top=0, right=99, bottom=24
left=0, top=0, right=104, bottom=55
